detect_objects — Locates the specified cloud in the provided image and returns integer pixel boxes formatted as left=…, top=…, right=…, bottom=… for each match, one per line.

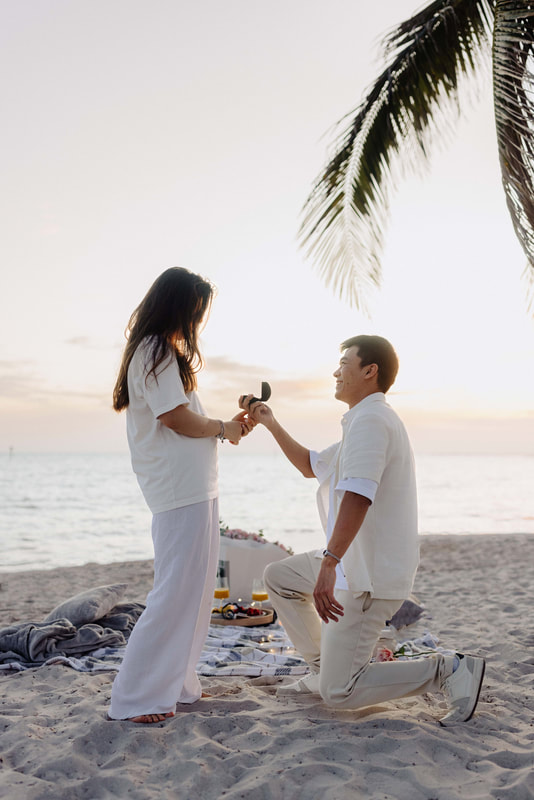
left=65, top=336, right=92, bottom=347
left=64, top=336, right=122, bottom=351
left=204, top=355, right=331, bottom=394
left=0, top=360, right=109, bottom=405
left=405, top=414, right=534, bottom=455
left=0, top=361, right=41, bottom=399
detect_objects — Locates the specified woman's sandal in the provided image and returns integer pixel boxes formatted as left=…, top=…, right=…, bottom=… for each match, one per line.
left=108, top=694, right=210, bottom=722
left=128, top=712, right=175, bottom=724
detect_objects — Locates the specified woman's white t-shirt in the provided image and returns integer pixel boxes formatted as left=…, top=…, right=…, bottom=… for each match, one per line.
left=126, top=339, right=218, bottom=514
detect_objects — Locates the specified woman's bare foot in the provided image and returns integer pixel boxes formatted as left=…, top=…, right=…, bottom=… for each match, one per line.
left=128, top=712, right=175, bottom=724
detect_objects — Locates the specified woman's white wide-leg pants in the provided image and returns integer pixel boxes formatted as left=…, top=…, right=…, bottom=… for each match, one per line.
left=109, top=498, right=219, bottom=719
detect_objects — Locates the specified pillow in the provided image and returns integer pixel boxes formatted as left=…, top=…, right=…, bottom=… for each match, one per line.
left=43, top=583, right=128, bottom=627
left=387, top=597, right=424, bottom=630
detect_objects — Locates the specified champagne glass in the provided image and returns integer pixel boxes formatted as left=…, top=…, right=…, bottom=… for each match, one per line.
left=214, top=574, right=230, bottom=602
left=251, top=578, right=268, bottom=611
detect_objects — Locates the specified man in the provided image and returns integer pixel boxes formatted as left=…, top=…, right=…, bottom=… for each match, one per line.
left=243, top=335, right=484, bottom=725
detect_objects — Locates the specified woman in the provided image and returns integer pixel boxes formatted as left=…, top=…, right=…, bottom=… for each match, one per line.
left=109, top=267, right=252, bottom=723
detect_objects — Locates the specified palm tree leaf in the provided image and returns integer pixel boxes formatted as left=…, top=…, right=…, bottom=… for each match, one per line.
left=300, top=0, right=494, bottom=309
left=493, top=0, right=534, bottom=299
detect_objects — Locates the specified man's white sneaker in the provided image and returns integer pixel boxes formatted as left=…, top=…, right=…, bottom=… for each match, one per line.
left=277, top=673, right=320, bottom=696
left=439, top=653, right=485, bottom=726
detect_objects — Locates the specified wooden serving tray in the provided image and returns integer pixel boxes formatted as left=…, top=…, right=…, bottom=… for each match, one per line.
left=210, top=609, right=274, bottom=627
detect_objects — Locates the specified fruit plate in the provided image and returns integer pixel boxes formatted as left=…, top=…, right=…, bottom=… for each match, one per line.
left=210, top=609, right=274, bottom=627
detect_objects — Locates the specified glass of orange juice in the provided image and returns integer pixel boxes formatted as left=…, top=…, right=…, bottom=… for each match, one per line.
left=214, top=574, right=230, bottom=602
left=251, top=578, right=268, bottom=611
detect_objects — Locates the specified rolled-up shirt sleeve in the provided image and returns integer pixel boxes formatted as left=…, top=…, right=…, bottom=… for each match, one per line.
left=336, top=477, right=378, bottom=503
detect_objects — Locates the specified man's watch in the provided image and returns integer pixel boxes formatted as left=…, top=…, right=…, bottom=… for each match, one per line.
left=322, top=549, right=341, bottom=563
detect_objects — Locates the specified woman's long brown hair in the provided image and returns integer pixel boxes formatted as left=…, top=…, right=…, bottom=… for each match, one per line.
left=113, top=267, right=214, bottom=411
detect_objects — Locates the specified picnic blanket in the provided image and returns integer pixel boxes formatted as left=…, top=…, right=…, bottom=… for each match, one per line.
left=0, top=586, right=441, bottom=676
left=0, top=622, right=448, bottom=676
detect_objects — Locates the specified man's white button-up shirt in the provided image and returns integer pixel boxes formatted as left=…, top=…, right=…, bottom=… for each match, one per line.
left=310, top=393, right=419, bottom=599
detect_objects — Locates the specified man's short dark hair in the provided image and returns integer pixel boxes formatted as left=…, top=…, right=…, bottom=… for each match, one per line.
left=340, top=335, right=399, bottom=393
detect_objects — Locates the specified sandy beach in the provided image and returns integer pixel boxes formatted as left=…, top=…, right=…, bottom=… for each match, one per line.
left=1, top=533, right=533, bottom=800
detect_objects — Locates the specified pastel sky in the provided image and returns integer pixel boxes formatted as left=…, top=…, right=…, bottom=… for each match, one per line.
left=1, top=0, right=533, bottom=455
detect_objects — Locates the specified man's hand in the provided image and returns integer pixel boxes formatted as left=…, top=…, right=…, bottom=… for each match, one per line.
left=313, top=559, right=344, bottom=623
left=239, top=394, right=274, bottom=429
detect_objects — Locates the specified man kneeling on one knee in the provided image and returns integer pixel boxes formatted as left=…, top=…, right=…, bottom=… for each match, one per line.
left=241, top=335, right=484, bottom=726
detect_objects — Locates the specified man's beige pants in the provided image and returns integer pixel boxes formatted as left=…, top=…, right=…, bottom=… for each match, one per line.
left=264, top=552, right=454, bottom=710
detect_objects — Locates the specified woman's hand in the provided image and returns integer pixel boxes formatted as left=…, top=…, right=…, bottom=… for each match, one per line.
left=224, top=411, right=255, bottom=445
left=223, top=419, right=245, bottom=444
left=232, top=410, right=255, bottom=434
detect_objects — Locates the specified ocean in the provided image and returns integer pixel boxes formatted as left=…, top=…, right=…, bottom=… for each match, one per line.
left=0, top=451, right=532, bottom=572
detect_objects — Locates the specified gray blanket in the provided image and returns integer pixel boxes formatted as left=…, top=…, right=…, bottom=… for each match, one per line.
left=0, top=602, right=145, bottom=666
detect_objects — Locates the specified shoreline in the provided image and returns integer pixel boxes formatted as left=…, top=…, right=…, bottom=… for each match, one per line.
left=1, top=533, right=533, bottom=798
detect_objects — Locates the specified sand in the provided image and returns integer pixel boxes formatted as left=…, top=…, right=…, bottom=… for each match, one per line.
left=0, top=534, right=533, bottom=800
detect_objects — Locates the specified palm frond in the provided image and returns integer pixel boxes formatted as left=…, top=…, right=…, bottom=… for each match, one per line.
left=300, top=0, right=494, bottom=309
left=493, top=0, right=534, bottom=300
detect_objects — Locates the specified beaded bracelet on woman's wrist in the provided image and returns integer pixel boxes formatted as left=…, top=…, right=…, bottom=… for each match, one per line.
left=215, top=420, right=225, bottom=442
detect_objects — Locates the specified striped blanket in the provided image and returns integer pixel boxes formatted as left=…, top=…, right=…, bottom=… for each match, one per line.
left=0, top=622, right=446, bottom=677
